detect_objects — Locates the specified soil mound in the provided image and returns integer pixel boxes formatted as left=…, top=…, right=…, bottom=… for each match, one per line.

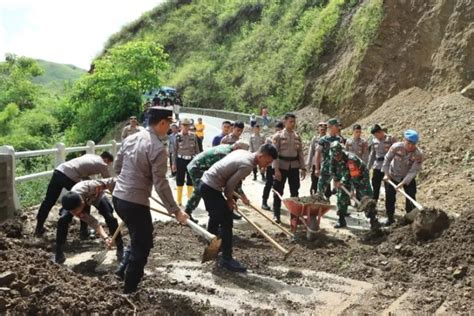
left=412, top=208, right=450, bottom=240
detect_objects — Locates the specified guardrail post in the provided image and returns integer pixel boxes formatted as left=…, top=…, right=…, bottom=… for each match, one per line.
left=0, top=146, right=21, bottom=220
left=86, top=140, right=95, bottom=154
left=54, top=143, right=66, bottom=167
left=110, top=140, right=118, bottom=158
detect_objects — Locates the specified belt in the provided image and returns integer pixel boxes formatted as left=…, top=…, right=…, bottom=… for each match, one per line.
left=178, top=155, right=194, bottom=160
left=278, top=155, right=298, bottom=162
left=376, top=157, right=384, bottom=162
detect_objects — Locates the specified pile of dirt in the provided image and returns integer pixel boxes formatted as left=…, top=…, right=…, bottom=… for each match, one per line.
left=411, top=207, right=450, bottom=240
left=287, top=195, right=329, bottom=204
left=354, top=87, right=474, bottom=215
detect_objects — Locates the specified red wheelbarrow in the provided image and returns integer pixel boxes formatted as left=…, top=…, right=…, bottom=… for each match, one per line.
left=273, top=189, right=335, bottom=241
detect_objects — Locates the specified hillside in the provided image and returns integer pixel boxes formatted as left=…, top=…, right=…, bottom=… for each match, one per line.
left=102, top=0, right=473, bottom=125
left=32, top=59, right=86, bottom=94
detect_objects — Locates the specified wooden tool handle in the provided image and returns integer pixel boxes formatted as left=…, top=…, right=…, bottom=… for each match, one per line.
left=234, top=205, right=290, bottom=256
left=387, top=180, right=424, bottom=211
left=271, top=188, right=284, bottom=201
left=340, top=185, right=360, bottom=205
left=233, top=192, right=294, bottom=238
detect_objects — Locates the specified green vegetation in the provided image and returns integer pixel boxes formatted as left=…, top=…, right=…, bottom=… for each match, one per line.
left=104, top=0, right=384, bottom=117
left=33, top=59, right=85, bottom=94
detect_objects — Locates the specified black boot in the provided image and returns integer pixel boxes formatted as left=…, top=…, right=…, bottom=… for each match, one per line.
left=334, top=215, right=347, bottom=229
left=54, top=247, right=66, bottom=264
left=116, top=244, right=124, bottom=262
left=115, top=247, right=131, bottom=279
left=232, top=212, right=242, bottom=220
left=34, top=225, right=46, bottom=237
left=123, top=265, right=143, bottom=294
left=185, top=210, right=198, bottom=224
left=261, top=201, right=271, bottom=211
left=384, top=215, right=395, bottom=226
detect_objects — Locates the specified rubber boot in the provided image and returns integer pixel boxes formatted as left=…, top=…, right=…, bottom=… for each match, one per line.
left=186, top=186, right=193, bottom=199
left=123, top=265, right=143, bottom=294
left=177, top=186, right=184, bottom=206
left=334, top=215, right=347, bottom=229
left=115, top=247, right=131, bottom=280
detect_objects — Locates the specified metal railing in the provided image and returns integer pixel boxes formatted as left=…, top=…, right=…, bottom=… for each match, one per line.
left=0, top=140, right=120, bottom=214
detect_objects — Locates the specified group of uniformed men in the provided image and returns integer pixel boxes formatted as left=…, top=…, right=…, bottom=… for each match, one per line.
left=34, top=105, right=423, bottom=294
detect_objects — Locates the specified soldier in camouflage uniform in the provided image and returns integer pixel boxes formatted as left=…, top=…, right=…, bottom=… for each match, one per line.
left=314, top=118, right=345, bottom=199
left=330, top=142, right=379, bottom=229
left=185, top=142, right=250, bottom=222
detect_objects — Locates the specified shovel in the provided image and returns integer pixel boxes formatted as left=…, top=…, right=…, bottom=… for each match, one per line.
left=386, top=179, right=424, bottom=222
left=149, top=196, right=221, bottom=263
left=233, top=192, right=294, bottom=238
left=91, top=220, right=126, bottom=267
left=339, top=185, right=377, bottom=214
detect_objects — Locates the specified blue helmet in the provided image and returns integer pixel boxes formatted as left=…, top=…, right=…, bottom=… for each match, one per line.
left=404, top=129, right=419, bottom=144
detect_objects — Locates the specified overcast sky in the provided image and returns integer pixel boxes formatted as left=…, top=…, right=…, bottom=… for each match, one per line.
left=0, top=0, right=164, bottom=69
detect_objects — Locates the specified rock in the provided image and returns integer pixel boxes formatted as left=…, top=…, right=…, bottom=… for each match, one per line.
left=460, top=81, right=474, bottom=100
left=0, top=297, right=7, bottom=311
left=412, top=208, right=450, bottom=240
left=453, top=266, right=468, bottom=279
left=0, top=271, right=16, bottom=287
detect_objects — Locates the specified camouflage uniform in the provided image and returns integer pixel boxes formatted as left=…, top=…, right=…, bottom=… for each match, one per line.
left=185, top=145, right=238, bottom=213
left=331, top=152, right=373, bottom=218
left=316, top=135, right=345, bottom=194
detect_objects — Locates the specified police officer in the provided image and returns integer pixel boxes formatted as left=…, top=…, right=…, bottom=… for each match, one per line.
left=261, top=121, right=284, bottom=211
left=330, top=142, right=379, bottom=229
left=121, top=116, right=145, bottom=141
left=55, top=178, right=123, bottom=264
left=382, top=129, right=423, bottom=226
left=346, top=124, right=369, bottom=164
left=185, top=142, right=250, bottom=222
left=272, top=113, right=306, bottom=223
left=250, top=124, right=266, bottom=181
left=172, top=118, right=201, bottom=206
left=314, top=118, right=345, bottom=199
left=307, top=121, right=328, bottom=195
left=35, top=152, right=114, bottom=237
left=200, top=144, right=278, bottom=272
left=168, top=124, right=179, bottom=177
left=113, top=106, right=188, bottom=294
left=221, top=120, right=244, bottom=145
left=368, top=124, right=397, bottom=203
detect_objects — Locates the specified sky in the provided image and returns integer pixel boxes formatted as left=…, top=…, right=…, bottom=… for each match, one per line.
left=0, top=0, right=164, bottom=69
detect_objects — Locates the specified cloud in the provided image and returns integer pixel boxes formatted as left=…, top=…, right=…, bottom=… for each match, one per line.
left=0, top=0, right=163, bottom=68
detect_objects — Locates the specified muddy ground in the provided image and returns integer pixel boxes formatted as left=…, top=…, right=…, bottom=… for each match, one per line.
left=0, top=202, right=472, bottom=314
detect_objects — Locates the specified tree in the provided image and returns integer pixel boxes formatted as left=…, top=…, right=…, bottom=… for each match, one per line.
left=68, top=40, right=168, bottom=142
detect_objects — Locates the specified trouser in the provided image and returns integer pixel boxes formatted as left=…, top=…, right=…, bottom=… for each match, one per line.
left=176, top=157, right=193, bottom=186
left=200, top=182, right=233, bottom=260
left=371, top=168, right=385, bottom=201
left=56, top=197, right=123, bottom=248
left=262, top=166, right=274, bottom=203
left=385, top=179, right=417, bottom=218
left=169, top=153, right=176, bottom=176
left=113, top=197, right=153, bottom=294
left=336, top=178, right=352, bottom=217
left=37, top=170, right=76, bottom=229
left=253, top=167, right=265, bottom=179
left=197, top=137, right=204, bottom=152
left=310, top=166, right=331, bottom=197
left=273, top=168, right=300, bottom=218
left=185, top=167, right=203, bottom=214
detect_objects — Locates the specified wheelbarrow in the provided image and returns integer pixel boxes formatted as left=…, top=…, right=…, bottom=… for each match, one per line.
left=272, top=189, right=336, bottom=241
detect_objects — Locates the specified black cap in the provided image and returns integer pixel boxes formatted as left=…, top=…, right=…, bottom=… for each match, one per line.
left=370, top=124, right=382, bottom=134
left=62, top=191, right=82, bottom=211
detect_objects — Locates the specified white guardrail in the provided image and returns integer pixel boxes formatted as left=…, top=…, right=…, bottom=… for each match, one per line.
left=0, top=140, right=120, bottom=214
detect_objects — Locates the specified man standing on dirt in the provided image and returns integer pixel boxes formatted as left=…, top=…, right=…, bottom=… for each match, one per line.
left=35, top=152, right=114, bottom=237
left=55, top=177, right=123, bottom=264
left=121, top=116, right=145, bottom=141
left=113, top=106, right=188, bottom=294
left=184, top=141, right=250, bottom=222
left=368, top=124, right=397, bottom=204
left=307, top=121, right=328, bottom=195
left=261, top=121, right=284, bottom=211
left=212, top=120, right=232, bottom=146
left=172, top=118, right=201, bottom=206
left=195, top=117, right=205, bottom=152
left=168, top=124, right=179, bottom=178
left=314, top=118, right=345, bottom=200
left=382, top=129, right=423, bottom=226
left=272, top=113, right=306, bottom=224
left=250, top=124, right=266, bottom=181
left=199, top=144, right=278, bottom=272
left=346, top=124, right=369, bottom=164
left=329, top=142, right=380, bottom=229
left=221, top=120, right=245, bottom=145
